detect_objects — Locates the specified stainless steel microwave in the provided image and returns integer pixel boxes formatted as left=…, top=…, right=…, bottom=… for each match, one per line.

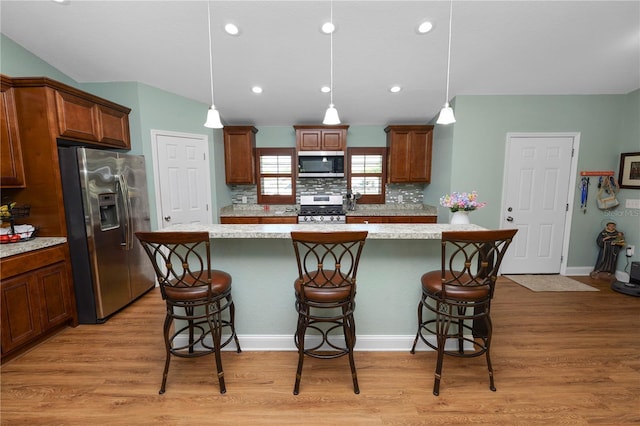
left=297, top=151, right=345, bottom=178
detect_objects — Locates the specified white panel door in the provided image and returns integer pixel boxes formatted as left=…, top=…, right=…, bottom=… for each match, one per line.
left=151, top=130, right=212, bottom=228
left=500, top=134, right=575, bottom=274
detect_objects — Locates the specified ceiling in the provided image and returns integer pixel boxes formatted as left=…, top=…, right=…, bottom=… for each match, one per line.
left=1, top=0, right=639, bottom=126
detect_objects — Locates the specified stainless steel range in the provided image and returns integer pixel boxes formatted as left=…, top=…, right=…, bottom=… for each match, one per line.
left=298, top=195, right=346, bottom=224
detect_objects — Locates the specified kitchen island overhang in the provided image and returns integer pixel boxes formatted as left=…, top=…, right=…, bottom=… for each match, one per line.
left=159, top=223, right=486, bottom=351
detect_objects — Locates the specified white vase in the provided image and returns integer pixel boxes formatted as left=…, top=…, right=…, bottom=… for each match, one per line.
left=450, top=211, right=470, bottom=224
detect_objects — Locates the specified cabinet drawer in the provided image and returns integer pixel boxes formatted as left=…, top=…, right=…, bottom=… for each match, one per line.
left=220, top=217, right=260, bottom=224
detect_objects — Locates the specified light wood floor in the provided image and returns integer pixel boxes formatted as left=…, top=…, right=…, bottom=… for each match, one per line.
left=1, top=276, right=639, bottom=425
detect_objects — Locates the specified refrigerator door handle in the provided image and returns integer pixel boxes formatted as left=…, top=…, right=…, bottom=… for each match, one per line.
left=117, top=174, right=134, bottom=250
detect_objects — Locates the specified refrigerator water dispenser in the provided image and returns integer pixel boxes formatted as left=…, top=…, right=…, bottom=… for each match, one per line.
left=98, top=193, right=119, bottom=231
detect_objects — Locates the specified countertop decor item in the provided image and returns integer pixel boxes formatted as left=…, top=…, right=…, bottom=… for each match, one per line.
left=450, top=211, right=470, bottom=224
left=440, top=191, right=486, bottom=224
left=440, top=191, right=486, bottom=212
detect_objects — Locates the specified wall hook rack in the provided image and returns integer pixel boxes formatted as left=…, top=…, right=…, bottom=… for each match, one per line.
left=580, top=171, right=615, bottom=177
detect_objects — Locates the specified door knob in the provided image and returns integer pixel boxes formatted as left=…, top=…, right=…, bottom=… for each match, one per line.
left=164, top=216, right=171, bottom=222
left=506, top=216, right=514, bottom=222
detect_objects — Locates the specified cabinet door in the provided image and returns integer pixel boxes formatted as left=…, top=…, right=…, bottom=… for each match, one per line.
left=36, top=263, right=74, bottom=331
left=97, top=105, right=131, bottom=149
left=55, top=91, right=101, bottom=142
left=297, top=129, right=322, bottom=150
left=321, top=129, right=345, bottom=150
left=1, top=273, right=42, bottom=354
left=0, top=85, right=26, bottom=188
left=224, top=126, right=257, bottom=184
left=387, top=129, right=412, bottom=182
left=408, top=130, right=432, bottom=182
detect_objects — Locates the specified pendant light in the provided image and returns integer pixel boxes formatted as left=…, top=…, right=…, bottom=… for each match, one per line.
left=204, top=1, right=223, bottom=129
left=437, top=0, right=456, bottom=125
left=322, top=0, right=340, bottom=125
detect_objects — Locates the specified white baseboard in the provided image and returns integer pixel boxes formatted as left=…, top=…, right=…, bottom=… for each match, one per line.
left=565, top=266, right=629, bottom=281
left=564, top=266, right=593, bottom=276
left=173, top=334, right=473, bottom=352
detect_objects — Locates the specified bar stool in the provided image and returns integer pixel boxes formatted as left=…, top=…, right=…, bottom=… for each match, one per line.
left=135, top=231, right=241, bottom=394
left=410, top=229, right=517, bottom=395
left=290, top=231, right=368, bottom=395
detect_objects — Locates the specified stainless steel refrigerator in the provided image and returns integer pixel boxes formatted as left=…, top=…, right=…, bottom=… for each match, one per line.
left=58, top=146, right=155, bottom=324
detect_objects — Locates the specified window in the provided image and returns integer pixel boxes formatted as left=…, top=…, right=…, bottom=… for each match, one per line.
left=256, top=148, right=296, bottom=204
left=347, top=147, right=386, bottom=204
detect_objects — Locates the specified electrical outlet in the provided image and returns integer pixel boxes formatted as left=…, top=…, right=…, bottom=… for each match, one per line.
left=627, top=245, right=635, bottom=257
left=398, top=195, right=403, bottom=203
left=626, top=199, right=640, bottom=209
left=241, top=196, right=247, bottom=204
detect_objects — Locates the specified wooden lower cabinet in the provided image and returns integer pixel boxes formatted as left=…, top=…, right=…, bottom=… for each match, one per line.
left=1, top=244, right=77, bottom=362
left=346, top=216, right=436, bottom=224
left=220, top=216, right=297, bottom=224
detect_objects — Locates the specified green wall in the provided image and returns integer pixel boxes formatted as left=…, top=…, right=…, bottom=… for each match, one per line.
left=434, top=93, right=640, bottom=270
left=2, top=33, right=638, bottom=270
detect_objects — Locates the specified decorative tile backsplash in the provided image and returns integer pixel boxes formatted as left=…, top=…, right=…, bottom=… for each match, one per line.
left=229, top=179, right=424, bottom=205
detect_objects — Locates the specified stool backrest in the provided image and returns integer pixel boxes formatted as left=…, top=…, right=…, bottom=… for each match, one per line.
left=291, top=231, right=368, bottom=292
left=135, top=231, right=212, bottom=300
left=440, top=229, right=518, bottom=298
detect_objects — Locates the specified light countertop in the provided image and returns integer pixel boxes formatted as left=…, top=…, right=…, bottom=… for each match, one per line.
left=163, top=223, right=484, bottom=239
left=0, top=237, right=67, bottom=259
left=219, top=203, right=438, bottom=218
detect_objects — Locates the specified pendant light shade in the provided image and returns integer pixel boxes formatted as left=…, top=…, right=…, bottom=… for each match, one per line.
left=322, top=0, right=340, bottom=125
left=204, top=1, right=223, bottom=128
left=436, top=103, right=456, bottom=125
left=204, top=105, right=223, bottom=128
left=437, top=0, right=456, bottom=125
left=323, top=103, right=340, bottom=125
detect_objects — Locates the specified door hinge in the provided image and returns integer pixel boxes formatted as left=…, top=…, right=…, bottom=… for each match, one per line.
left=571, top=148, right=575, bottom=157
left=206, top=204, right=209, bottom=212
left=561, top=255, right=564, bottom=263
left=566, top=203, right=569, bottom=212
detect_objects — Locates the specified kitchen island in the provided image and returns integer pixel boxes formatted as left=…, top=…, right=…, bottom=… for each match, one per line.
left=161, top=223, right=485, bottom=351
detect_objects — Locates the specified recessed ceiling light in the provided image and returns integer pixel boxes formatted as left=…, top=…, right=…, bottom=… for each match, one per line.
left=320, top=86, right=331, bottom=93
left=389, top=86, right=402, bottom=93
left=321, top=22, right=335, bottom=34
left=251, top=86, right=263, bottom=94
left=417, top=21, right=433, bottom=34
left=224, top=23, right=239, bottom=35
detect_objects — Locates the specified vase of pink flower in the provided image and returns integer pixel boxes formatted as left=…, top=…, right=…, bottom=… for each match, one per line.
left=440, top=191, right=486, bottom=224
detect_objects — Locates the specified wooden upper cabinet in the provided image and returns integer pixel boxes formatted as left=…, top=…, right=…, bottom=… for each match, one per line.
left=55, top=90, right=131, bottom=148
left=385, top=125, right=433, bottom=183
left=0, top=76, right=26, bottom=188
left=224, top=126, right=258, bottom=184
left=294, top=125, right=349, bottom=151
left=8, top=76, right=131, bottom=149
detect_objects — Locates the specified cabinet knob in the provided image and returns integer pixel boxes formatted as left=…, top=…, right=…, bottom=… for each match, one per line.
left=164, top=216, right=171, bottom=222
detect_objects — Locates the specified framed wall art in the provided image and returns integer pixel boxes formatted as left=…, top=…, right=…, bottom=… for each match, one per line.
left=618, top=152, right=640, bottom=189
